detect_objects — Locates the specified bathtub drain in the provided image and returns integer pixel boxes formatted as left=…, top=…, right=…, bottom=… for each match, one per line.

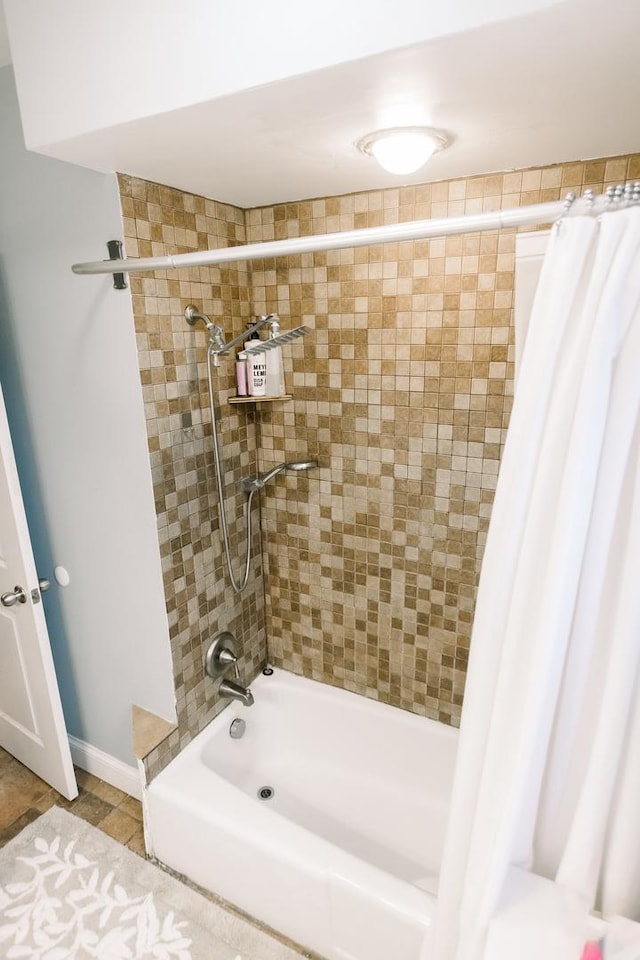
left=257, top=785, right=275, bottom=801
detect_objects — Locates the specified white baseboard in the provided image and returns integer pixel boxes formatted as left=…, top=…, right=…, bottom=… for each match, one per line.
left=68, top=736, right=142, bottom=800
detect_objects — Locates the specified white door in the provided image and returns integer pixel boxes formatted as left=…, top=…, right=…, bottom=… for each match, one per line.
left=0, top=384, right=77, bottom=800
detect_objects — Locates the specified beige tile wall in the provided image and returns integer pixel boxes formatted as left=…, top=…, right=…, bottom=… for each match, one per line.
left=117, top=175, right=268, bottom=779
left=120, top=154, right=640, bottom=777
left=247, top=153, right=640, bottom=726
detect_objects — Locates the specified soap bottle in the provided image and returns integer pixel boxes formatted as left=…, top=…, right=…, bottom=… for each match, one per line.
left=265, top=316, right=285, bottom=396
left=244, top=320, right=261, bottom=353
left=244, top=320, right=267, bottom=397
left=248, top=349, right=267, bottom=396
left=235, top=352, right=248, bottom=396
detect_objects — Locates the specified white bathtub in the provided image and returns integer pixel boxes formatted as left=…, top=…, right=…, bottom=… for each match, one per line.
left=145, top=668, right=458, bottom=960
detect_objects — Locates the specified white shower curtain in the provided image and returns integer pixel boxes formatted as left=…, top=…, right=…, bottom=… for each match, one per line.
left=433, top=206, right=640, bottom=960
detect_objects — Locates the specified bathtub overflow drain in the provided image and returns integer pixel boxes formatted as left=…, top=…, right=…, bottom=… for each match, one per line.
left=229, top=718, right=246, bottom=739
left=258, top=785, right=275, bottom=801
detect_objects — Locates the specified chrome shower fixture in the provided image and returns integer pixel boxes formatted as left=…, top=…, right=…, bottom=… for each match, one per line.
left=210, top=314, right=273, bottom=357
left=184, top=304, right=215, bottom=329
left=184, top=306, right=310, bottom=365
left=184, top=306, right=273, bottom=364
left=184, top=302, right=315, bottom=595
left=240, top=460, right=318, bottom=493
left=184, top=305, right=227, bottom=352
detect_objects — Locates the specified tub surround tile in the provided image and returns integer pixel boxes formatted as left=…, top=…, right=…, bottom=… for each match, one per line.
left=247, top=153, right=640, bottom=728
left=132, top=704, right=176, bottom=759
left=119, top=174, right=268, bottom=781
left=121, top=155, right=640, bottom=763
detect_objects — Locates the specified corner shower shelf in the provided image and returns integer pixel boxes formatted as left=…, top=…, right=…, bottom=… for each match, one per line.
left=228, top=394, right=293, bottom=404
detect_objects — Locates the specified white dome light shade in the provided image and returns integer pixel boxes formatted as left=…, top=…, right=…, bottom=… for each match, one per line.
left=357, top=126, right=452, bottom=175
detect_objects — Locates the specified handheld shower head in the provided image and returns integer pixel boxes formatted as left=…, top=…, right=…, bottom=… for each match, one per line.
left=240, top=459, right=318, bottom=493
left=285, top=460, right=318, bottom=471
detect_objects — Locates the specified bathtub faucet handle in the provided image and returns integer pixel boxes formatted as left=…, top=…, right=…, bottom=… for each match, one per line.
left=217, top=646, right=240, bottom=680
left=205, top=631, right=240, bottom=680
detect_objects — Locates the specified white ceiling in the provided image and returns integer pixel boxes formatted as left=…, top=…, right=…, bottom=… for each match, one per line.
left=4, top=0, right=640, bottom=208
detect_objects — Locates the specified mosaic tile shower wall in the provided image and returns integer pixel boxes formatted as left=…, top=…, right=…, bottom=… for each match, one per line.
left=117, top=175, right=267, bottom=778
left=247, top=154, right=639, bottom=727
left=121, top=155, right=639, bottom=776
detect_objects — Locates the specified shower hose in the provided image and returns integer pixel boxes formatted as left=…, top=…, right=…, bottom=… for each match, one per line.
left=206, top=340, right=256, bottom=594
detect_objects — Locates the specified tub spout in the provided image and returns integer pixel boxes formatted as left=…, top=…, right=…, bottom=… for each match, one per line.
left=219, top=677, right=254, bottom=707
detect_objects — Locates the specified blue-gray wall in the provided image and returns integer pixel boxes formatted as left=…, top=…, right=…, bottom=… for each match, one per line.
left=0, top=66, right=175, bottom=765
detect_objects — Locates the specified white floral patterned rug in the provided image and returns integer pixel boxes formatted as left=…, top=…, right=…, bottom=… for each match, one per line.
left=0, top=806, right=300, bottom=960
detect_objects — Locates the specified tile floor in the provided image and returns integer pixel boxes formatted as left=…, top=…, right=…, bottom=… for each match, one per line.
left=0, top=747, right=316, bottom=959
left=0, top=747, right=144, bottom=853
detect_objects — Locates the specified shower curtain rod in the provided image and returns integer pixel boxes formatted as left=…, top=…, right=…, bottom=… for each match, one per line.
left=70, top=187, right=635, bottom=277
left=71, top=200, right=564, bottom=277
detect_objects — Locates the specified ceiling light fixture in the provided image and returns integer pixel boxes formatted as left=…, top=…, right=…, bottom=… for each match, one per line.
left=356, top=126, right=452, bottom=176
